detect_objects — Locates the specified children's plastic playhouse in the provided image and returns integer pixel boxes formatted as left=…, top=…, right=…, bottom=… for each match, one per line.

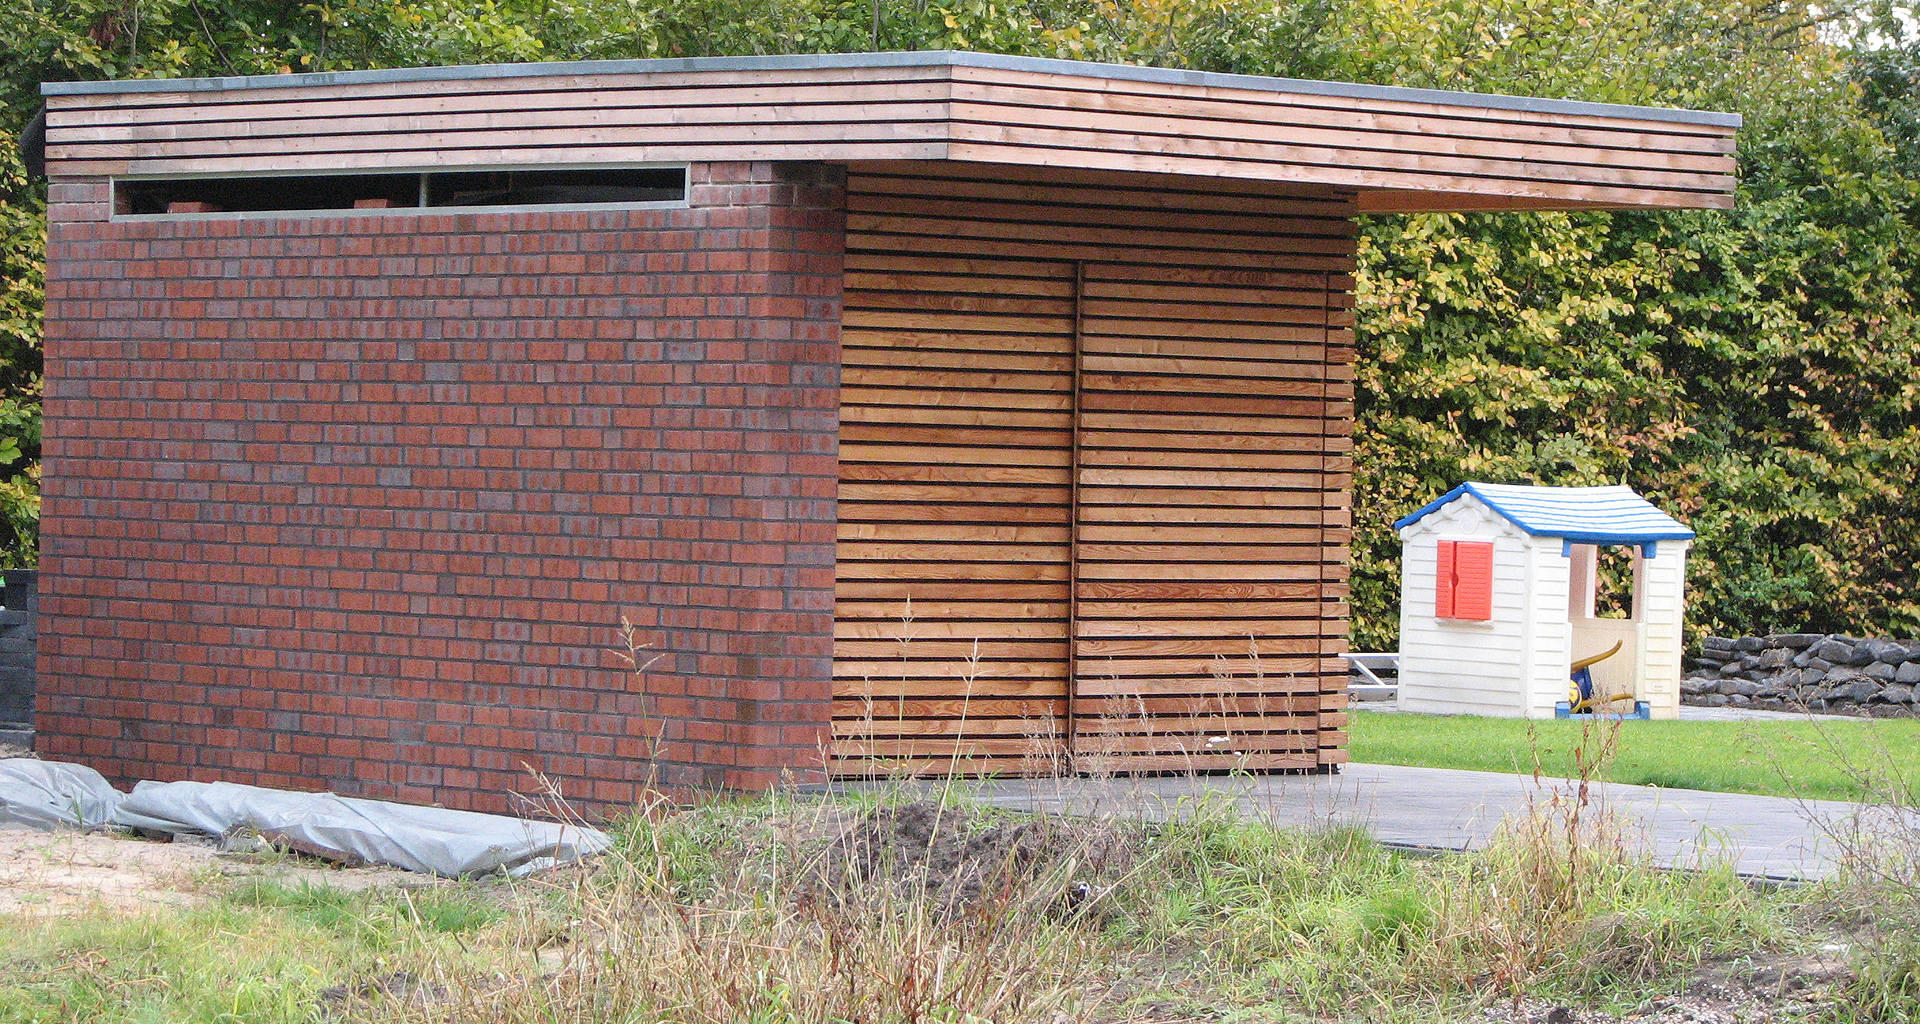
left=1393, top=482, right=1696, bottom=719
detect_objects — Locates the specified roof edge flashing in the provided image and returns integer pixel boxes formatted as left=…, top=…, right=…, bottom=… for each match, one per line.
left=40, top=50, right=1742, bottom=129
left=1395, top=481, right=1697, bottom=543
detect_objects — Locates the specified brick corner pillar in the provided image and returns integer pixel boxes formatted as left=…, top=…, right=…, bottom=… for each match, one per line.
left=36, top=175, right=118, bottom=776
left=663, top=160, right=847, bottom=794
left=36, top=165, right=845, bottom=814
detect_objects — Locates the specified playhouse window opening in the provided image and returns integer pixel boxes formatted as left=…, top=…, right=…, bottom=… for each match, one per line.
left=1569, top=542, right=1638, bottom=621
left=115, top=167, right=688, bottom=216
left=1593, top=546, right=1637, bottom=619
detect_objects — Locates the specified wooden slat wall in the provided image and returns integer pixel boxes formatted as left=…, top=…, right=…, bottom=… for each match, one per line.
left=43, top=56, right=1735, bottom=212
left=833, top=245, right=1078, bottom=777
left=1069, top=264, right=1350, bottom=772
left=832, top=163, right=1355, bottom=776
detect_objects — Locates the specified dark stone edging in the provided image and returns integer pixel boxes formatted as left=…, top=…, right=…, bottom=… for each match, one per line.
left=1684, top=633, right=1918, bottom=717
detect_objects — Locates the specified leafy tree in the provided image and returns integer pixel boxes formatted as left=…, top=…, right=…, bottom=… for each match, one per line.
left=1, top=0, right=1918, bottom=642
left=1330, top=0, right=1920, bottom=646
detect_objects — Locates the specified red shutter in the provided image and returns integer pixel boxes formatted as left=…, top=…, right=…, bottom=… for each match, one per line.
left=1433, top=540, right=1456, bottom=618
left=1451, top=541, right=1495, bottom=620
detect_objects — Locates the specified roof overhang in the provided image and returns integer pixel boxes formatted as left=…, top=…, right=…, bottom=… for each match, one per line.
left=1396, top=482, right=1696, bottom=546
left=40, top=51, right=1739, bottom=214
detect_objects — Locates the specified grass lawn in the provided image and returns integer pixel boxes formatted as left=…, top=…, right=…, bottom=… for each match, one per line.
left=3, top=793, right=1899, bottom=1024
left=1349, top=708, right=1920, bottom=802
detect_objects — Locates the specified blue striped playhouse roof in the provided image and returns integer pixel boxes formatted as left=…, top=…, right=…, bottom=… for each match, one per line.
left=1394, top=482, right=1695, bottom=545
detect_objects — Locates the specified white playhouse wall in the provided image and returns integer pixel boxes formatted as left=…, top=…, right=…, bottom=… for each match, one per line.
left=1632, top=543, right=1689, bottom=719
left=1397, top=490, right=1691, bottom=720
left=1397, top=493, right=1573, bottom=717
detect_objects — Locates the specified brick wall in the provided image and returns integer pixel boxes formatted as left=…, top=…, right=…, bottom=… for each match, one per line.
left=37, top=161, right=845, bottom=813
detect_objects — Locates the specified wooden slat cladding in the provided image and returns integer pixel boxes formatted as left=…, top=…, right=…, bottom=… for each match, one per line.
left=43, top=53, right=1734, bottom=212
left=44, top=65, right=960, bottom=178
left=832, top=236, right=1078, bottom=776
left=1070, top=264, right=1350, bottom=774
left=942, top=64, right=1735, bottom=212
left=832, top=165, right=1355, bottom=776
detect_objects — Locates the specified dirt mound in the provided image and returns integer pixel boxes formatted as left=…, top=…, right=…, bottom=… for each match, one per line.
left=815, top=801, right=1139, bottom=913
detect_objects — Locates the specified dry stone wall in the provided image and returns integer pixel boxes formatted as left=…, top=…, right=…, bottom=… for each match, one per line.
left=1684, top=633, right=1920, bottom=716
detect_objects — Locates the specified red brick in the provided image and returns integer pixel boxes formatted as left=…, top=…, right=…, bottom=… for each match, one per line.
left=37, top=161, right=844, bottom=815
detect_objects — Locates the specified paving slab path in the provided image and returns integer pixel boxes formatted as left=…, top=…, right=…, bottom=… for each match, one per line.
left=1352, top=699, right=1880, bottom=723
left=856, top=764, right=1913, bottom=882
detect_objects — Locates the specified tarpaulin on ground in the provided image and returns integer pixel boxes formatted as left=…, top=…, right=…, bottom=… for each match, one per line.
left=0, top=758, right=125, bottom=829
left=110, top=779, right=612, bottom=877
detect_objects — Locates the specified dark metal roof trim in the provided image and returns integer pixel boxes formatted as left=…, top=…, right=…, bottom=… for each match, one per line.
left=41, top=50, right=1742, bottom=129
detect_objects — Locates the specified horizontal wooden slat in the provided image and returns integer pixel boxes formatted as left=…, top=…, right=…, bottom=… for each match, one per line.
left=841, top=423, right=1072, bottom=447
left=835, top=638, right=1068, bottom=658
left=834, top=697, right=1066, bottom=719
left=1071, top=752, right=1322, bottom=773
left=1072, top=583, right=1325, bottom=602
left=946, top=70, right=1733, bottom=160
left=836, top=659, right=1073, bottom=679
left=49, top=64, right=958, bottom=113
left=838, top=483, right=1070, bottom=505
left=838, top=523, right=1070, bottom=542
left=1068, top=733, right=1320, bottom=754
left=832, top=736, right=1067, bottom=757
left=836, top=173, right=1358, bottom=778
left=837, top=620, right=1068, bottom=640
left=832, top=562, right=1072, bottom=582
left=837, top=580, right=1066, bottom=600
left=849, top=191, right=1353, bottom=239
left=839, top=464, right=1068, bottom=485
left=834, top=717, right=1071, bottom=739
left=836, top=599, right=1070, bottom=619
left=1076, top=450, right=1331, bottom=472
left=946, top=139, right=1729, bottom=211
left=1074, top=675, right=1342, bottom=698
left=1075, top=505, right=1339, bottom=526
left=1066, top=268, right=1350, bottom=769
left=834, top=678, right=1069, bottom=699
left=1068, top=694, right=1330, bottom=714
left=841, top=444, right=1069, bottom=468
left=843, top=349, right=1073, bottom=373
left=827, top=755, right=1070, bottom=776
left=848, top=164, right=1360, bottom=220
left=58, top=99, right=955, bottom=151
left=1077, top=412, right=1347, bottom=435
left=840, top=507, right=1069, bottom=529
left=47, top=55, right=1734, bottom=211
left=942, top=106, right=1730, bottom=192
left=847, top=212, right=1360, bottom=258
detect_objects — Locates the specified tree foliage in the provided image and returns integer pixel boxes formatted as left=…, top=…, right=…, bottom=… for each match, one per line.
left=0, top=0, right=1917, bottom=639
left=1337, top=0, right=1920, bottom=644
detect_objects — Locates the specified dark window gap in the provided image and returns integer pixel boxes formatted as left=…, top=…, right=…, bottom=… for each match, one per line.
left=117, top=167, right=687, bottom=215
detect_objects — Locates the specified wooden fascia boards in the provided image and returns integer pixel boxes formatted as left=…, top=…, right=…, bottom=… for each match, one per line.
left=40, top=51, right=1738, bottom=213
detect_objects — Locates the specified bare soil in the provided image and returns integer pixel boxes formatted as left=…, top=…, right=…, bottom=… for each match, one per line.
left=814, top=800, right=1142, bottom=912
left=1477, top=947, right=1855, bottom=1023
left=0, top=825, right=426, bottom=917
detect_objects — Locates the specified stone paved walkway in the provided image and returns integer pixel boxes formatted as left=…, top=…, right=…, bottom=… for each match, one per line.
left=1351, top=699, right=1874, bottom=723
left=854, top=763, right=1911, bottom=881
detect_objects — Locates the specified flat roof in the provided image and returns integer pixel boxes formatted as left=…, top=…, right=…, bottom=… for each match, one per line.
left=42, top=50, right=1742, bottom=129
left=40, top=51, right=1740, bottom=213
